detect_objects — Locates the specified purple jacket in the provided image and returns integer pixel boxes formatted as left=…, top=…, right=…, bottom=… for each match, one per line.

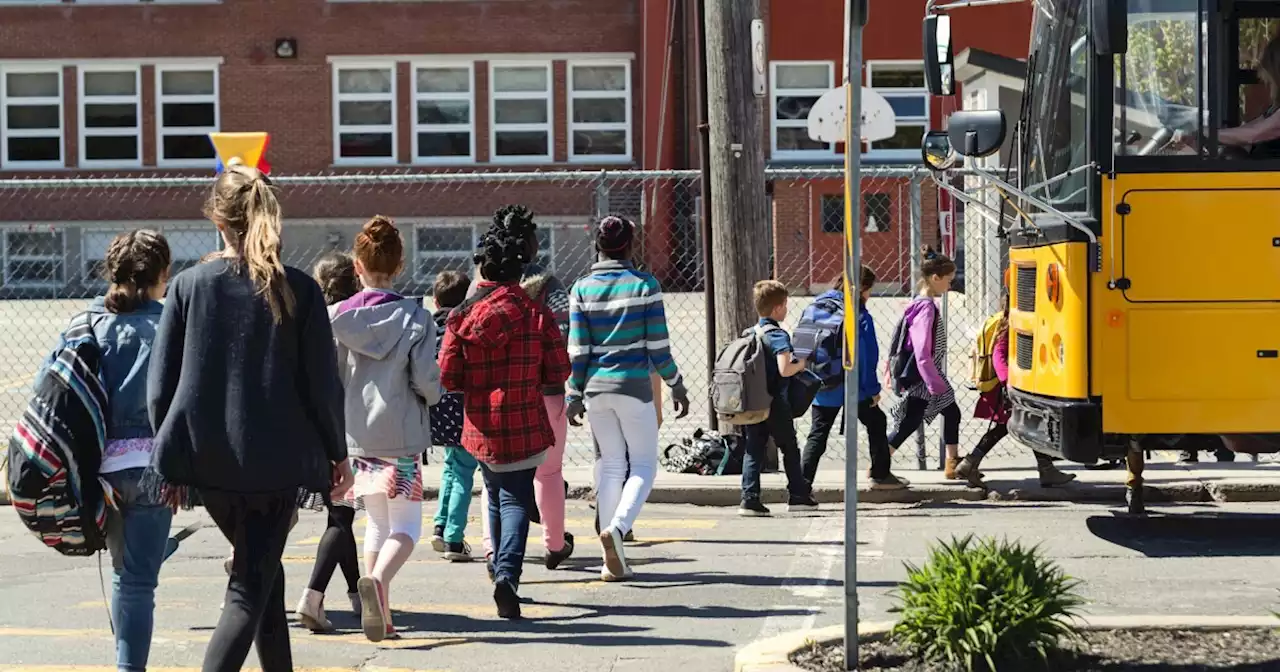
left=900, top=297, right=948, bottom=395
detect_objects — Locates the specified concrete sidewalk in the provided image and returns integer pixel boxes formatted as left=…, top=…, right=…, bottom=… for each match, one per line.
left=422, top=459, right=1280, bottom=507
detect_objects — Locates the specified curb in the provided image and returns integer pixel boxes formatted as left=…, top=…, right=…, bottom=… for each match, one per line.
left=733, top=616, right=1280, bottom=672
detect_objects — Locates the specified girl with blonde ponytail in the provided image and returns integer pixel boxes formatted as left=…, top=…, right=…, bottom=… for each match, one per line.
left=148, top=161, right=351, bottom=671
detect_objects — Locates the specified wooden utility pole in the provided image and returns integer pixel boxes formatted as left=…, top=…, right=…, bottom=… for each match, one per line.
left=704, top=0, right=769, bottom=348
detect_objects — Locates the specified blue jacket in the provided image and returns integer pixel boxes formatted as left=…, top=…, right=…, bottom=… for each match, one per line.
left=856, top=304, right=881, bottom=401
left=40, top=297, right=163, bottom=440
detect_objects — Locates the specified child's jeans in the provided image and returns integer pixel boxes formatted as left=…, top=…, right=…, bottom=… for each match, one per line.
left=482, top=395, right=569, bottom=555
left=104, top=467, right=173, bottom=672
left=741, top=394, right=810, bottom=504
left=433, top=446, right=478, bottom=544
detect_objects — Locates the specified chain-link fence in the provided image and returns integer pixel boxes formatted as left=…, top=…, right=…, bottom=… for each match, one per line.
left=0, top=167, right=1030, bottom=470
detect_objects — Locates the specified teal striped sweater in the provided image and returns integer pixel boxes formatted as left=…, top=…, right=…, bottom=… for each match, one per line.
left=567, top=260, right=685, bottom=403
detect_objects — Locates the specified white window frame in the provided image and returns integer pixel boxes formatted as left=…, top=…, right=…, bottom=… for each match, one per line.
left=865, top=60, right=930, bottom=162
left=567, top=60, right=632, bottom=163
left=155, top=64, right=220, bottom=168
left=413, top=222, right=479, bottom=284
left=0, top=65, right=64, bottom=170
left=770, top=60, right=836, bottom=160
left=331, top=62, right=398, bottom=167
left=78, top=64, right=143, bottom=169
left=489, top=61, right=554, bottom=165
left=3, top=227, right=65, bottom=290
left=411, top=62, right=475, bottom=166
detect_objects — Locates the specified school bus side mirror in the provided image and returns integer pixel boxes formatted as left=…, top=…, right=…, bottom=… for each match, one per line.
left=923, top=14, right=955, bottom=96
left=1092, top=0, right=1128, bottom=56
left=922, top=131, right=958, bottom=172
left=947, top=110, right=1006, bottom=159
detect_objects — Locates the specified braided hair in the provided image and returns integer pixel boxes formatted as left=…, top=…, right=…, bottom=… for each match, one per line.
left=103, top=229, right=172, bottom=314
left=473, top=225, right=529, bottom=283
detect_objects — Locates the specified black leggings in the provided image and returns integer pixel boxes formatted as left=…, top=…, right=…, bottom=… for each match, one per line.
left=888, top=396, right=961, bottom=448
left=307, top=505, right=359, bottom=594
left=972, top=423, right=1052, bottom=466
left=201, top=490, right=296, bottom=672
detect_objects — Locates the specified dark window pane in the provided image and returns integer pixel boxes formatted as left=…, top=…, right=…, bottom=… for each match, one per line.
left=870, top=69, right=925, bottom=88
left=417, top=132, right=471, bottom=158
left=573, top=130, right=626, bottom=156
left=776, top=127, right=826, bottom=152
left=495, top=131, right=548, bottom=157
left=775, top=95, right=820, bottom=121
left=864, top=193, right=892, bottom=232
left=572, top=98, right=626, bottom=124
left=821, top=195, right=844, bottom=233
left=874, top=125, right=925, bottom=150
left=494, top=99, right=548, bottom=124
left=7, top=136, right=60, bottom=162
left=84, top=103, right=137, bottom=128
left=85, top=135, right=138, bottom=161
left=162, top=102, right=215, bottom=128
left=884, top=95, right=927, bottom=119
left=163, top=134, right=216, bottom=161
left=417, top=100, right=470, bottom=125
left=339, top=101, right=392, bottom=126
left=8, top=260, right=62, bottom=284
left=417, top=227, right=474, bottom=252
left=6, top=105, right=59, bottom=130
left=339, top=133, right=393, bottom=158
left=7, top=232, right=62, bottom=256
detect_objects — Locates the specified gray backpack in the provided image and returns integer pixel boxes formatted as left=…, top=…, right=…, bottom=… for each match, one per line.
left=711, top=324, right=779, bottom=425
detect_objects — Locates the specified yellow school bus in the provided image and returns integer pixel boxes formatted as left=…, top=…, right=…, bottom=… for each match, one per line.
left=920, top=0, right=1280, bottom=513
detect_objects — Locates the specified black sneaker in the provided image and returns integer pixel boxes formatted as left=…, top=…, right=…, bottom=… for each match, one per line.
left=1179, top=450, right=1199, bottom=464
left=870, top=474, right=910, bottom=490
left=545, top=532, right=575, bottom=570
left=623, top=529, right=636, bottom=543
left=787, top=495, right=820, bottom=512
left=493, top=579, right=521, bottom=620
left=444, top=541, right=473, bottom=563
left=738, top=500, right=771, bottom=517
left=430, top=525, right=446, bottom=553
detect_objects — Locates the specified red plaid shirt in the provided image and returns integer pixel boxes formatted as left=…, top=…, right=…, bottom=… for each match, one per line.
left=440, top=282, right=570, bottom=465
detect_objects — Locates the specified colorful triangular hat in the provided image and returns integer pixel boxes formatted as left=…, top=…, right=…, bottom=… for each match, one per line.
left=209, top=132, right=271, bottom=174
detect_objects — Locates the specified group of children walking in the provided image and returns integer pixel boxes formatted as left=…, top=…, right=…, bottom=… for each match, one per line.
left=43, top=159, right=694, bottom=671
left=742, top=247, right=1075, bottom=517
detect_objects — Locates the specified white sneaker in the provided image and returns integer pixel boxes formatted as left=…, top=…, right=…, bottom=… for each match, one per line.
left=599, top=526, right=630, bottom=580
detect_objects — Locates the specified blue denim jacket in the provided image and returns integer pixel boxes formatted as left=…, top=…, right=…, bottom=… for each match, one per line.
left=39, top=297, right=164, bottom=440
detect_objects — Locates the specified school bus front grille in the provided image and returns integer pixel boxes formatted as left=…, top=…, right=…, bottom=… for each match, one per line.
left=1015, top=332, right=1034, bottom=371
left=1016, top=266, right=1037, bottom=312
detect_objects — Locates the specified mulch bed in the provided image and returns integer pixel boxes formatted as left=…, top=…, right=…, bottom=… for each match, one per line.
left=792, top=629, right=1280, bottom=671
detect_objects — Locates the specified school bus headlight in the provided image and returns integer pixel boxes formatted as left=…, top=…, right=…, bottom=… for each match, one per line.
left=1045, top=263, right=1063, bottom=310
left=1053, top=333, right=1065, bottom=365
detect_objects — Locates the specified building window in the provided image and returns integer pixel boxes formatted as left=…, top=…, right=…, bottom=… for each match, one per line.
left=83, top=228, right=219, bottom=284
left=819, top=193, right=892, bottom=234
left=568, top=62, right=630, bottom=161
left=413, top=64, right=474, bottom=164
left=4, top=229, right=63, bottom=288
left=490, top=63, right=552, bottom=163
left=771, top=61, right=835, bottom=159
left=866, top=62, right=929, bottom=159
left=156, top=66, right=218, bottom=167
left=333, top=64, right=397, bottom=165
left=1, top=68, right=63, bottom=169
left=79, top=67, right=142, bottom=168
left=414, top=224, right=477, bottom=284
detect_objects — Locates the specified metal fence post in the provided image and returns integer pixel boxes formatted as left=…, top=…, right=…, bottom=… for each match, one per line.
left=909, top=172, right=928, bottom=471
left=594, top=170, right=611, bottom=221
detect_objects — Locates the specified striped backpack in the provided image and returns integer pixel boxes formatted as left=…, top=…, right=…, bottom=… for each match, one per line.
left=7, top=313, right=110, bottom=556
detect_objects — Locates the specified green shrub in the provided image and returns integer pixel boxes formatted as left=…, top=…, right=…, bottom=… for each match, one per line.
left=890, top=535, right=1084, bottom=671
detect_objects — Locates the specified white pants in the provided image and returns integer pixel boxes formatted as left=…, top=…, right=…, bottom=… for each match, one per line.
left=589, top=393, right=659, bottom=535
left=362, top=494, right=423, bottom=555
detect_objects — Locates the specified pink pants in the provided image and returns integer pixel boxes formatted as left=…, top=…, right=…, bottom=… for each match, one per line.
left=482, top=395, right=568, bottom=555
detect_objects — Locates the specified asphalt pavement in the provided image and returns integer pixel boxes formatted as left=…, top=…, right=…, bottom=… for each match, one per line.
left=0, top=499, right=1277, bottom=671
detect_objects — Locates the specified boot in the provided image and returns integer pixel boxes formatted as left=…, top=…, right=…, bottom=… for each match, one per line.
left=955, top=457, right=986, bottom=488
left=1038, top=461, right=1077, bottom=487
left=944, top=456, right=960, bottom=480
left=295, top=588, right=333, bottom=632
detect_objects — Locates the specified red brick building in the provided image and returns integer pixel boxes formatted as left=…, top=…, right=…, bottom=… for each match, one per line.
left=0, top=0, right=1028, bottom=296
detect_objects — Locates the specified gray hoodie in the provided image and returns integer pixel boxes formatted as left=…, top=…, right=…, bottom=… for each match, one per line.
left=331, top=289, right=442, bottom=459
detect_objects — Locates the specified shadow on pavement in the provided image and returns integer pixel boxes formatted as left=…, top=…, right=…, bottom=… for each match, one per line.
left=1085, top=511, right=1280, bottom=557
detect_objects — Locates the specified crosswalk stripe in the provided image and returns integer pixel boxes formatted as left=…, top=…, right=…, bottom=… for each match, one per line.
left=0, top=626, right=467, bottom=654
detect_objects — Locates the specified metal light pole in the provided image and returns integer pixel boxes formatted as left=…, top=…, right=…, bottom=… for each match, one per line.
left=842, top=1, right=868, bottom=670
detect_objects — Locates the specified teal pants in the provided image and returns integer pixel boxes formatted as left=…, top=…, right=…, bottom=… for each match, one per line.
left=433, top=446, right=478, bottom=543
